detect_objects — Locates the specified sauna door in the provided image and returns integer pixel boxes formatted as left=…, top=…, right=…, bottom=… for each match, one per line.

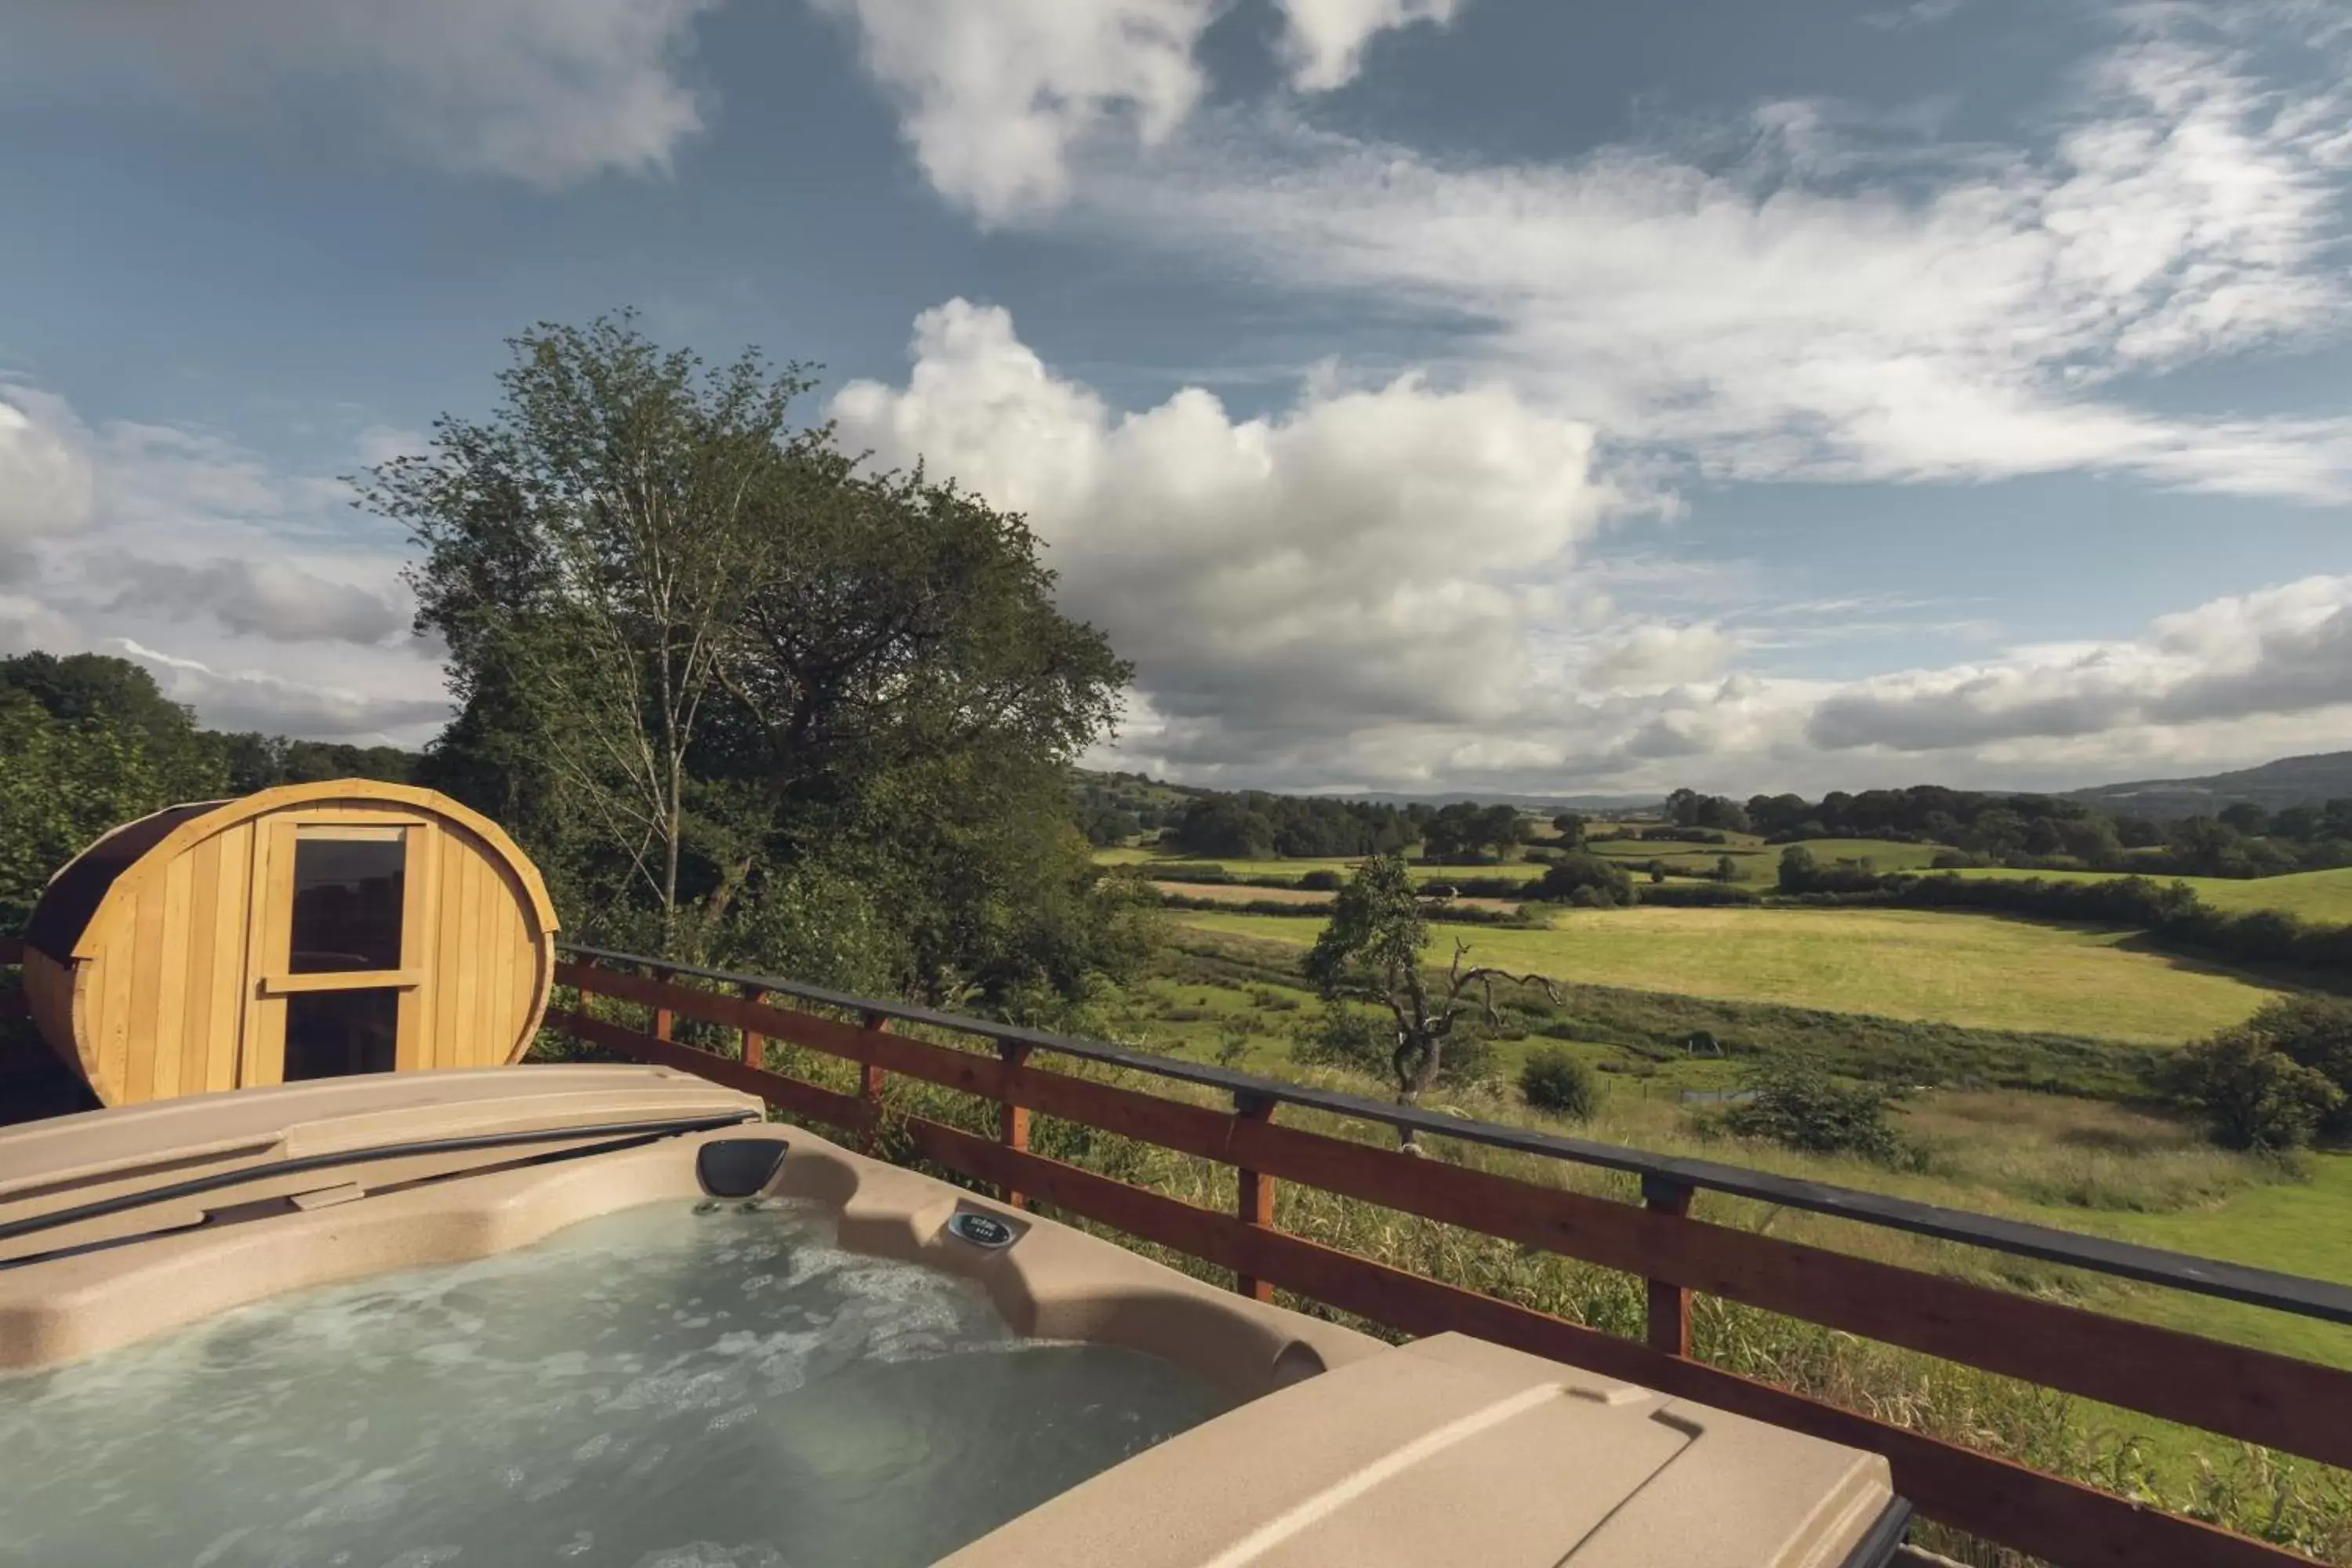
left=245, top=815, right=431, bottom=1084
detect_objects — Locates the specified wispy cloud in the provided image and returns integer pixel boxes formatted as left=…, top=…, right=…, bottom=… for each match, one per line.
left=1, top=0, right=720, bottom=185
left=1070, top=10, right=2352, bottom=499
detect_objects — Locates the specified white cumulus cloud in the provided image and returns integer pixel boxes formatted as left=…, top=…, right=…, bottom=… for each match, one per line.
left=809, top=0, right=1221, bottom=223
left=829, top=298, right=1613, bottom=771
left=0, top=385, right=97, bottom=557
left=1275, top=0, right=1468, bottom=93
left=1809, top=577, right=2352, bottom=754
left=829, top=301, right=2352, bottom=794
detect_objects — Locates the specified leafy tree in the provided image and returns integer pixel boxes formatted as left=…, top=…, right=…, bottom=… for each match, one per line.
left=2, top=652, right=194, bottom=743
left=1723, top=1058, right=1904, bottom=1161
left=2272, top=806, right=2323, bottom=842
left=1162, top=790, right=1411, bottom=859
left=2218, top=802, right=2272, bottom=837
left=2236, top=995, right=2352, bottom=1142
left=1479, top=803, right=1529, bottom=855
left=0, top=694, right=196, bottom=931
left=2166, top=816, right=2250, bottom=877
left=1551, top=811, right=1588, bottom=848
left=1534, top=853, right=1635, bottom=906
left=2159, top=1028, right=2342, bottom=1152
left=369, top=312, right=1137, bottom=1011
left=2, top=652, right=227, bottom=804
left=369, top=312, right=809, bottom=951
left=1303, top=855, right=1555, bottom=1145
left=1665, top=788, right=1749, bottom=832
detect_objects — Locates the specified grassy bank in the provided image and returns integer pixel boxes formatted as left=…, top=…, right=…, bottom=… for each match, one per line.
left=1173, top=905, right=2281, bottom=1045
left=1951, top=864, right=2352, bottom=923
left=1152, top=926, right=2161, bottom=1095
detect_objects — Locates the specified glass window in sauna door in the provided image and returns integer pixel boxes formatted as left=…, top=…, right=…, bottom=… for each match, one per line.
left=263, top=824, right=418, bottom=1083
left=289, top=835, right=406, bottom=972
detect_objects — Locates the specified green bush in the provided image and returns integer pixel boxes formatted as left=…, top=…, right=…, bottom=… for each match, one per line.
left=1298, top=869, right=1345, bottom=891
left=1519, top=1047, right=1600, bottom=1120
left=2158, top=1027, right=2343, bottom=1152
left=1534, top=852, right=1635, bottom=908
left=1152, top=862, right=1235, bottom=884
left=2239, top=994, right=2352, bottom=1142
left=1722, top=1058, right=1904, bottom=1161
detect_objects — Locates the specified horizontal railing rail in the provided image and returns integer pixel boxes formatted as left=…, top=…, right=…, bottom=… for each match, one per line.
left=550, top=942, right=2352, bottom=1568
left=559, top=944, right=2350, bottom=1326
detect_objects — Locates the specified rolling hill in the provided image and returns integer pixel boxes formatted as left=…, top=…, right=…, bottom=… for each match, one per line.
left=2068, top=751, right=2352, bottom=817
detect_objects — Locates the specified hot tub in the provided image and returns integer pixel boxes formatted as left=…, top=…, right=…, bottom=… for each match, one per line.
left=0, top=1065, right=1910, bottom=1567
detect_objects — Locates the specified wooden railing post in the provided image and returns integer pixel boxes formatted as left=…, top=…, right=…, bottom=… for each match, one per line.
left=739, top=985, right=767, bottom=1070
left=996, top=1040, right=1033, bottom=1209
left=1233, top=1090, right=1278, bottom=1302
left=649, top=964, right=673, bottom=1045
left=1643, top=1174, right=1694, bottom=1357
left=857, top=1011, right=891, bottom=1152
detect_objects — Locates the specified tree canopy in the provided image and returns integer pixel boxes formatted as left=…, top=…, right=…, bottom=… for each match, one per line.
left=365, top=311, right=1142, bottom=1011
left=0, top=653, right=419, bottom=930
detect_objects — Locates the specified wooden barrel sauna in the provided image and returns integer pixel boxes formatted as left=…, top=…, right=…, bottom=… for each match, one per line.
left=18, top=780, right=558, bottom=1109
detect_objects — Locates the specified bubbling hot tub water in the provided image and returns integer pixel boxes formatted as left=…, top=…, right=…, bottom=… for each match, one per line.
left=0, top=1200, right=1234, bottom=1568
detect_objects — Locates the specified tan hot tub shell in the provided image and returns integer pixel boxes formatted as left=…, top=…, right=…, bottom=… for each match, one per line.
left=0, top=1065, right=1903, bottom=1568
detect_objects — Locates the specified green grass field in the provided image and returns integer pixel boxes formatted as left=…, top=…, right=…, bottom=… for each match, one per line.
left=1950, top=863, right=2352, bottom=921
left=1173, top=906, right=2284, bottom=1044
left=2091, top=1154, right=2352, bottom=1370
left=1112, top=952, right=2350, bottom=1357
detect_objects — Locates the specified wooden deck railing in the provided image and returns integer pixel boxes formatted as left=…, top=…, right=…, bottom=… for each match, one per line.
left=550, top=942, right=2351, bottom=1568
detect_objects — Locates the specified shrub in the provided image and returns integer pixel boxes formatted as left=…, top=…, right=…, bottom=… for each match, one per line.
left=1635, top=881, right=1762, bottom=907
left=1298, top=869, right=1345, bottom=891
left=2158, top=1028, right=2343, bottom=1152
left=1722, top=1058, right=1904, bottom=1161
left=1534, top=852, right=1635, bottom=907
left=2239, top=993, right=2352, bottom=1140
left=1153, top=861, right=1235, bottom=884
left=1519, top=1047, right=1601, bottom=1119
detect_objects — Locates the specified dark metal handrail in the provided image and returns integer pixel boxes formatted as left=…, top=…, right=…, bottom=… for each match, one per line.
left=556, top=941, right=2352, bottom=1328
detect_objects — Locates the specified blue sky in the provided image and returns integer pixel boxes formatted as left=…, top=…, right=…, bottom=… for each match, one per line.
left=2, top=0, right=2347, bottom=795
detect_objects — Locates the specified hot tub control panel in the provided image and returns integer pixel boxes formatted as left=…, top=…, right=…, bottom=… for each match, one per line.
left=946, top=1208, right=1023, bottom=1250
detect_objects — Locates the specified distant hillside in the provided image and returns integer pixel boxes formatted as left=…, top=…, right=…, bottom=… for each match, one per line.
left=1073, top=769, right=1657, bottom=814
left=2069, top=752, right=2352, bottom=818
